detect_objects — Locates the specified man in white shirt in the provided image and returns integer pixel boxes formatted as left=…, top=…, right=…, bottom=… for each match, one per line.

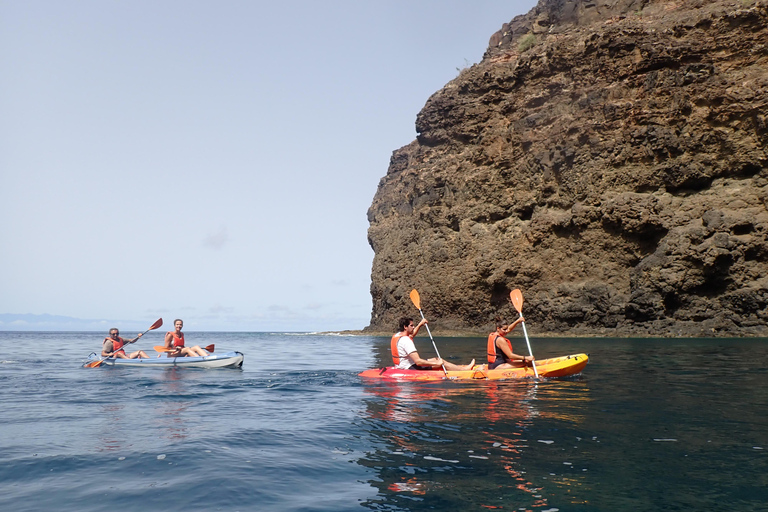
left=392, top=317, right=474, bottom=370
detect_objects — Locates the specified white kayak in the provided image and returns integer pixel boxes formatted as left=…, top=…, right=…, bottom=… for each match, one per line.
left=84, top=351, right=244, bottom=369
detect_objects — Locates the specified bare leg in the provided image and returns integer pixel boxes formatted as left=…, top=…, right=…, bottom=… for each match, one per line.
left=190, top=345, right=209, bottom=357
left=440, top=359, right=475, bottom=371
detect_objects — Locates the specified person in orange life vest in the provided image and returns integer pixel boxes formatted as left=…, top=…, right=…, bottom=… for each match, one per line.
left=392, top=317, right=475, bottom=371
left=487, top=317, right=534, bottom=370
left=162, top=319, right=209, bottom=357
left=102, top=328, right=150, bottom=359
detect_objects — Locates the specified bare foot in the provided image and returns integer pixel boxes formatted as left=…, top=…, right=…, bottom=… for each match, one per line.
left=464, top=359, right=475, bottom=370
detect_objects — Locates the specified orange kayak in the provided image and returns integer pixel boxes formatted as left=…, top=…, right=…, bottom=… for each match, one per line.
left=359, top=353, right=588, bottom=381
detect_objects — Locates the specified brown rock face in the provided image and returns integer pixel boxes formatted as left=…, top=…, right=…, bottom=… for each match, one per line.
left=366, top=0, right=768, bottom=336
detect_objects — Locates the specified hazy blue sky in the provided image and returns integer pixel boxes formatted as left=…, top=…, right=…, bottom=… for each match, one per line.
left=0, top=0, right=538, bottom=332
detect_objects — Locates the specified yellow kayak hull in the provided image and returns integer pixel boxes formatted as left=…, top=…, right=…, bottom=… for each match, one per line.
left=359, top=353, right=588, bottom=381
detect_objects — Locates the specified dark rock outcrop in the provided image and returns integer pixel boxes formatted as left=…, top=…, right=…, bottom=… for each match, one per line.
left=366, top=0, right=768, bottom=336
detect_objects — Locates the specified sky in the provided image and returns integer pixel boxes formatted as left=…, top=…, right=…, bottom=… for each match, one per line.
left=0, top=0, right=538, bottom=332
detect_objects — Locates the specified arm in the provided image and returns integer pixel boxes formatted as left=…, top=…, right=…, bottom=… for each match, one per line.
left=412, top=318, right=428, bottom=337
left=496, top=338, right=531, bottom=363
left=406, top=349, right=443, bottom=368
left=101, top=340, right=114, bottom=357
left=164, top=332, right=173, bottom=349
left=505, top=316, right=524, bottom=332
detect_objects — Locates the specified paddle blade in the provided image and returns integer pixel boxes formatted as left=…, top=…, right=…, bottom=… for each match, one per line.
left=204, top=344, right=214, bottom=353
left=148, top=318, right=163, bottom=330
left=84, top=359, right=104, bottom=368
left=154, top=345, right=174, bottom=352
left=510, top=289, right=524, bottom=314
left=409, top=289, right=421, bottom=310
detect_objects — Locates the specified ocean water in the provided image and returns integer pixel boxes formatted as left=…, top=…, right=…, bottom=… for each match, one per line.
left=1, top=331, right=767, bottom=511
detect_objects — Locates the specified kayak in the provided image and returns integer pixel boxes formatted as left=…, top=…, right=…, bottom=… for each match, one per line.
left=359, top=353, right=588, bottom=381
left=83, top=351, right=244, bottom=369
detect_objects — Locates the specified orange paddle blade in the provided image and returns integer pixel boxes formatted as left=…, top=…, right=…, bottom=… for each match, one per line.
left=84, top=359, right=104, bottom=368
left=409, top=289, right=421, bottom=310
left=154, top=344, right=214, bottom=353
left=148, top=318, right=163, bottom=330
left=510, top=289, right=524, bottom=314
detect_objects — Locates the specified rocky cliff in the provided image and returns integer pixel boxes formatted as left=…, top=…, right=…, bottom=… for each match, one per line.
left=366, top=0, right=768, bottom=336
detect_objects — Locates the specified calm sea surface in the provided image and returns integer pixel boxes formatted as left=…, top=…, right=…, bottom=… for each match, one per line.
left=1, top=331, right=767, bottom=511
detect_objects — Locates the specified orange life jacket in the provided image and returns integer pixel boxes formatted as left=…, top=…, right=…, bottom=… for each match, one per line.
left=487, top=332, right=512, bottom=363
left=104, top=336, right=125, bottom=354
left=390, top=333, right=409, bottom=365
left=168, top=331, right=185, bottom=348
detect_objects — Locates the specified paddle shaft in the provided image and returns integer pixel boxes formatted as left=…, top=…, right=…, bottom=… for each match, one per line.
left=416, top=308, right=447, bottom=375
left=518, top=318, right=538, bottom=378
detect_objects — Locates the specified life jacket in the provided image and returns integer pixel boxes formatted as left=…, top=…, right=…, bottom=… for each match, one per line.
left=487, top=332, right=511, bottom=363
left=168, top=331, right=185, bottom=348
left=390, top=333, right=409, bottom=365
left=104, top=336, right=125, bottom=354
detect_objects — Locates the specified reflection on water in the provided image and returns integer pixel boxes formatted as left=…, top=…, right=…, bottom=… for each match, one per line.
left=97, top=403, right=126, bottom=452
left=155, top=368, right=192, bottom=442
left=359, top=378, right=592, bottom=510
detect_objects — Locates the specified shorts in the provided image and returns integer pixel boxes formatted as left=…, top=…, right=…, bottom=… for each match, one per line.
left=488, top=359, right=508, bottom=370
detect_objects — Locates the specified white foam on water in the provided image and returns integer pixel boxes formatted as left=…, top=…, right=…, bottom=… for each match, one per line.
left=469, top=455, right=488, bottom=459
left=563, top=462, right=572, bottom=465
left=653, top=439, right=678, bottom=442
left=538, top=440, right=555, bottom=444
left=492, top=442, right=502, bottom=447
left=157, top=454, right=166, bottom=460
left=753, top=446, right=763, bottom=450
left=542, top=508, right=560, bottom=512
left=118, top=457, right=125, bottom=461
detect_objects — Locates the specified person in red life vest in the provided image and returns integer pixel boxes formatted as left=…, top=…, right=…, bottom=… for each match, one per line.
left=486, top=317, right=534, bottom=369
left=392, top=317, right=474, bottom=371
left=162, top=319, right=209, bottom=357
left=102, top=328, right=150, bottom=359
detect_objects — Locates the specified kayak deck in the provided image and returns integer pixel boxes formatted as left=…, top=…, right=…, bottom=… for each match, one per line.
left=359, top=353, right=588, bottom=381
left=84, top=351, right=244, bottom=368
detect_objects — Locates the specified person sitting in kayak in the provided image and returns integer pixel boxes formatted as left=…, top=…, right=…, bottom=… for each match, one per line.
left=162, top=319, right=209, bottom=357
left=487, top=317, right=534, bottom=369
left=392, top=317, right=474, bottom=371
left=102, top=328, right=150, bottom=359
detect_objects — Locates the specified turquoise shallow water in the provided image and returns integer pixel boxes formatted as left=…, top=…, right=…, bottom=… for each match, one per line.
left=1, top=332, right=767, bottom=511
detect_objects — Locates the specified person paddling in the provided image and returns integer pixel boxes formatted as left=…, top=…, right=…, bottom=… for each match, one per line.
left=486, top=317, right=534, bottom=369
left=102, top=328, right=150, bottom=360
left=392, top=317, right=474, bottom=371
left=162, top=319, right=209, bottom=357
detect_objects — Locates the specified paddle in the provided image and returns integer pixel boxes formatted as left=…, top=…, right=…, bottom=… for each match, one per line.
left=153, top=344, right=214, bottom=354
left=85, top=318, right=163, bottom=368
left=409, top=289, right=447, bottom=375
left=510, top=289, right=538, bottom=378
